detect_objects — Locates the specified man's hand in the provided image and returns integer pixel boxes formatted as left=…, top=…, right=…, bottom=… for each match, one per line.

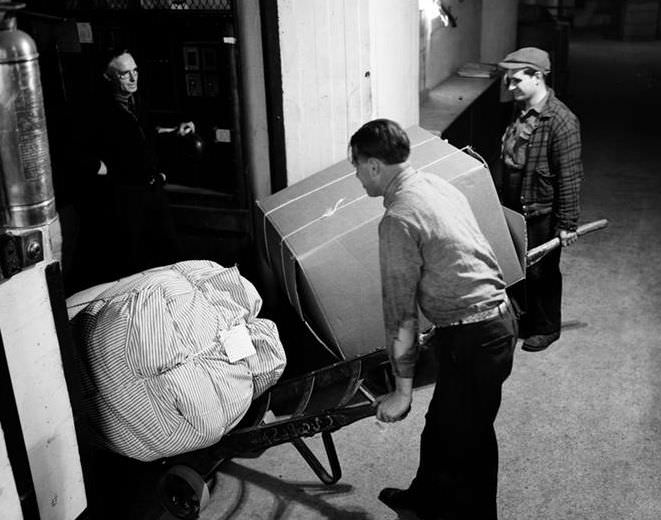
left=176, top=121, right=195, bottom=136
left=558, top=229, right=578, bottom=247
left=375, top=375, right=413, bottom=423
left=97, top=160, right=108, bottom=175
left=375, top=390, right=412, bottom=422
left=376, top=324, right=416, bottom=423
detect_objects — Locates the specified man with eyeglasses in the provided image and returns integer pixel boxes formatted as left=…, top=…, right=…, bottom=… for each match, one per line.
left=97, top=50, right=195, bottom=180
left=82, top=49, right=188, bottom=283
left=498, top=47, right=584, bottom=352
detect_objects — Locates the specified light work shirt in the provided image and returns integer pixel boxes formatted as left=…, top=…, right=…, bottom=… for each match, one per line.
left=379, top=167, right=507, bottom=377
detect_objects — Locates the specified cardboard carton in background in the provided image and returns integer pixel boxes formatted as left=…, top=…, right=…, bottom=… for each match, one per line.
left=256, top=126, right=523, bottom=360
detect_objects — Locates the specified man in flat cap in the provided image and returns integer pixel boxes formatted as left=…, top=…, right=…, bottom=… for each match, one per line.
left=498, top=47, right=583, bottom=352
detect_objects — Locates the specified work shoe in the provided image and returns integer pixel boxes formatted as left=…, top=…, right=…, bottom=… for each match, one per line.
left=522, top=331, right=560, bottom=352
left=378, top=488, right=445, bottom=519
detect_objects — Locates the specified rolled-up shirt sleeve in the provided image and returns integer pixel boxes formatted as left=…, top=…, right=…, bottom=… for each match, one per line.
left=378, top=215, right=422, bottom=378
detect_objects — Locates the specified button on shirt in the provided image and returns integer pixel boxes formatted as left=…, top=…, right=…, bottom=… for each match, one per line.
left=379, top=167, right=507, bottom=377
left=501, top=93, right=548, bottom=170
left=501, top=89, right=583, bottom=232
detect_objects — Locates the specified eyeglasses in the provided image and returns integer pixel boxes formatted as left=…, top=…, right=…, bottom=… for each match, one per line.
left=116, top=67, right=138, bottom=80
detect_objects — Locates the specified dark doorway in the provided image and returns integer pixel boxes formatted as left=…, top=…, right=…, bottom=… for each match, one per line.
left=20, top=0, right=253, bottom=292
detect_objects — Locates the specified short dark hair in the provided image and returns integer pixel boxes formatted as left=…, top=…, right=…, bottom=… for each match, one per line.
left=349, top=119, right=410, bottom=165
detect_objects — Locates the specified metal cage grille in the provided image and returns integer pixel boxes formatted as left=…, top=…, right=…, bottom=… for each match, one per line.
left=65, top=0, right=231, bottom=10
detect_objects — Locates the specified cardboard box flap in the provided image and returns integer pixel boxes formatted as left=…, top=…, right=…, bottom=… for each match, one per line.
left=259, top=160, right=356, bottom=214
left=257, top=132, right=454, bottom=242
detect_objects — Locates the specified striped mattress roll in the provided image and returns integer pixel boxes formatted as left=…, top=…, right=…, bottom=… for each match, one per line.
left=70, top=260, right=286, bottom=461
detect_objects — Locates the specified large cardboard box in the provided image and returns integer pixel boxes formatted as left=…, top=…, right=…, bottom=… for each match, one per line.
left=256, top=126, right=523, bottom=359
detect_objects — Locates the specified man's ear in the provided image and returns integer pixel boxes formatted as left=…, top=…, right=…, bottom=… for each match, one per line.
left=366, top=157, right=381, bottom=178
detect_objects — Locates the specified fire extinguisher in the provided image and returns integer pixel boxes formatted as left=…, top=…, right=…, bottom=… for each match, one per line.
left=0, top=1, right=58, bottom=280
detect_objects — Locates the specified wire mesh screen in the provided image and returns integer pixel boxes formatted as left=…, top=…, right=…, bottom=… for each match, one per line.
left=65, top=0, right=231, bottom=9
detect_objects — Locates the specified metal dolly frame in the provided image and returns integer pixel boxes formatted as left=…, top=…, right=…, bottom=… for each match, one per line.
left=156, top=349, right=395, bottom=519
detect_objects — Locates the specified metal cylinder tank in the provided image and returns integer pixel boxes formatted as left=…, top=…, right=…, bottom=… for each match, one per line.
left=0, top=13, right=56, bottom=229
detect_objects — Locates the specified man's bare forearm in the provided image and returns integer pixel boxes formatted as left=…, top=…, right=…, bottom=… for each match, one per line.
left=391, top=319, right=417, bottom=389
left=394, top=375, right=413, bottom=398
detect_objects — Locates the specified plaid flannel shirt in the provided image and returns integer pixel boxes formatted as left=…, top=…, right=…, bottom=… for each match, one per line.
left=506, top=89, right=583, bottom=232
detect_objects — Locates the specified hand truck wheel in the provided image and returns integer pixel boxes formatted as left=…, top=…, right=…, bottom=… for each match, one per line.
left=158, top=464, right=210, bottom=520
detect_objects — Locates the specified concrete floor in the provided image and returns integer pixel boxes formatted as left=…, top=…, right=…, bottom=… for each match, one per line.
left=180, top=34, right=661, bottom=520
left=114, top=33, right=661, bottom=520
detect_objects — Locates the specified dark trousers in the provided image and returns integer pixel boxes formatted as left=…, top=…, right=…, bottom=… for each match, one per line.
left=523, top=214, right=562, bottom=337
left=410, top=309, right=517, bottom=520
left=501, top=165, right=563, bottom=337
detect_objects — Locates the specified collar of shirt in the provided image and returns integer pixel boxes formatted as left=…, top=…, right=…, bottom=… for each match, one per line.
left=114, top=92, right=136, bottom=114
left=383, top=165, right=417, bottom=209
left=518, top=90, right=550, bottom=120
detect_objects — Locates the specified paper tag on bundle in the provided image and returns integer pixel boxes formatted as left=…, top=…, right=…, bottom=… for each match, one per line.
left=224, top=324, right=256, bottom=363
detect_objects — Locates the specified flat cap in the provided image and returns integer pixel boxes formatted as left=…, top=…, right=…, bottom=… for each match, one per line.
left=498, top=47, right=550, bottom=73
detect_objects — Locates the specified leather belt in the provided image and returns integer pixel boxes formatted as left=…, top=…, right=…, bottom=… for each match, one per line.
left=446, top=299, right=510, bottom=327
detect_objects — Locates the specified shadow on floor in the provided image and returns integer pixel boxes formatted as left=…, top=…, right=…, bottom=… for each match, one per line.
left=210, top=460, right=373, bottom=519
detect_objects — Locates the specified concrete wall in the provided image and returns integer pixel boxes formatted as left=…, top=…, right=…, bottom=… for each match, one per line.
left=277, top=0, right=418, bottom=185
left=368, top=0, right=419, bottom=128
left=421, top=0, right=519, bottom=90
left=421, top=0, right=483, bottom=90
left=481, top=0, right=519, bottom=63
left=0, top=262, right=87, bottom=520
left=0, top=426, right=22, bottom=520
left=275, top=0, right=517, bottom=184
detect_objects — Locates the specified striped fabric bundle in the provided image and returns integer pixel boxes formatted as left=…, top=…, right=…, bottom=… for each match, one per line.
left=71, top=260, right=286, bottom=461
